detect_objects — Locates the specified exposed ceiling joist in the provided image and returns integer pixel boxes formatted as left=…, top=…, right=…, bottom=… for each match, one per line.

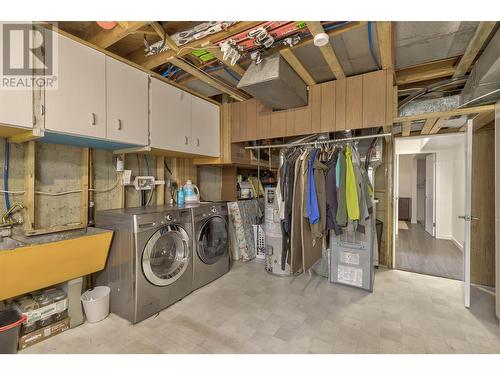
left=293, top=21, right=367, bottom=49
left=459, top=110, right=496, bottom=132
left=453, top=21, right=497, bottom=78
left=377, top=21, right=393, bottom=70
left=420, top=118, right=438, bottom=135
left=167, top=56, right=250, bottom=101
left=306, top=21, right=345, bottom=79
left=401, top=122, right=411, bottom=136
left=202, top=41, right=246, bottom=77
left=397, top=66, right=457, bottom=85
left=280, top=48, right=316, bottom=86
left=429, top=117, right=448, bottom=134
left=88, top=21, right=147, bottom=49
left=150, top=22, right=179, bottom=52
left=394, top=104, right=495, bottom=123
left=129, top=21, right=262, bottom=70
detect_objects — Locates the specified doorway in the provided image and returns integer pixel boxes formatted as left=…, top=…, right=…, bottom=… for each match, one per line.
left=394, top=134, right=466, bottom=281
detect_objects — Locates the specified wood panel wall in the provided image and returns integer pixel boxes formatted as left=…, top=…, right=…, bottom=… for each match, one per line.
left=471, top=123, right=495, bottom=286
left=230, top=69, right=394, bottom=142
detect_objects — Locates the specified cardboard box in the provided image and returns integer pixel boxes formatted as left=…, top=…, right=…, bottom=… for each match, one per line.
left=18, top=317, right=70, bottom=350
left=14, top=298, right=68, bottom=325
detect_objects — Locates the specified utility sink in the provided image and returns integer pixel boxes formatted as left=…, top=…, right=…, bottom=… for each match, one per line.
left=0, top=227, right=113, bottom=301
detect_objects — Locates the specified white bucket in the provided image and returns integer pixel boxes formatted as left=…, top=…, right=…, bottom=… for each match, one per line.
left=80, top=286, right=110, bottom=323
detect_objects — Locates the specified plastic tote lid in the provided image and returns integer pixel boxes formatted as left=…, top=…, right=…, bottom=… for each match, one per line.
left=0, top=309, right=26, bottom=332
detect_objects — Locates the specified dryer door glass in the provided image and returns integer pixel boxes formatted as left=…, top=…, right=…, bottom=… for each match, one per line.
left=142, top=225, right=191, bottom=286
left=197, top=216, right=228, bottom=265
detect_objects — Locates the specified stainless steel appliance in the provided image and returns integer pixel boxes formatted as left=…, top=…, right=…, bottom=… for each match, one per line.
left=191, top=203, right=230, bottom=290
left=95, top=206, right=193, bottom=323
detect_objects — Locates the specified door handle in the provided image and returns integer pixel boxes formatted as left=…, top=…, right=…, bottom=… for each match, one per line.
left=40, top=105, right=45, bottom=116
left=458, top=215, right=479, bottom=221
left=90, top=112, right=96, bottom=126
left=185, top=136, right=189, bottom=145
left=117, top=119, right=122, bottom=130
left=196, top=138, right=200, bottom=147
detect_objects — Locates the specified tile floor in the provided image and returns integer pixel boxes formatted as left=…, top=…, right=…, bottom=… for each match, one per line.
left=23, top=260, right=500, bottom=354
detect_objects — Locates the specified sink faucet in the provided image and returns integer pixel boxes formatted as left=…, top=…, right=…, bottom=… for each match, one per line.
left=1, top=203, right=24, bottom=226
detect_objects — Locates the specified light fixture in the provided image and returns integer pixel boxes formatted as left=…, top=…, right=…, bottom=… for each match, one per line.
left=313, top=32, right=329, bottom=47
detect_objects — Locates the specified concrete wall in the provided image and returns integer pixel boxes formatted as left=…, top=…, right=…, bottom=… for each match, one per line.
left=0, top=141, right=194, bottom=233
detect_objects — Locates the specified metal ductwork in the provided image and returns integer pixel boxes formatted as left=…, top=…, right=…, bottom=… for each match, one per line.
left=460, top=28, right=500, bottom=106
left=237, top=53, right=308, bottom=110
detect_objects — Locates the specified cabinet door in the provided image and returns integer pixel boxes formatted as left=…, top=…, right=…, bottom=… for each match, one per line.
left=45, top=33, right=106, bottom=138
left=106, top=57, right=149, bottom=145
left=0, top=89, right=33, bottom=129
left=191, top=95, right=220, bottom=157
left=150, top=78, right=191, bottom=152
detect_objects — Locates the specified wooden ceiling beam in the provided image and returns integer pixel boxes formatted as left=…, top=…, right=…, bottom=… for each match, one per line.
left=280, top=48, right=316, bottom=86
left=87, top=21, right=148, bottom=49
left=420, top=118, right=438, bottom=135
left=429, top=117, right=448, bottom=134
left=293, top=21, right=367, bottom=49
left=401, top=122, right=411, bottom=137
left=149, top=22, right=179, bottom=52
left=128, top=21, right=262, bottom=70
left=306, top=21, right=345, bottom=79
left=394, top=104, right=495, bottom=123
left=377, top=21, right=394, bottom=70
left=167, top=57, right=250, bottom=101
left=453, top=21, right=497, bottom=78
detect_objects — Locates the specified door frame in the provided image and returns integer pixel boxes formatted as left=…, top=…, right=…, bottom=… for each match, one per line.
left=424, top=153, right=436, bottom=237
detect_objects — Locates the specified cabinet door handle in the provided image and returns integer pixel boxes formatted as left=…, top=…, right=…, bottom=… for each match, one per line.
left=40, top=105, right=45, bottom=116
left=185, top=136, right=189, bottom=145
left=196, top=138, right=200, bottom=147
left=90, top=112, right=96, bottom=126
left=117, top=119, right=122, bottom=130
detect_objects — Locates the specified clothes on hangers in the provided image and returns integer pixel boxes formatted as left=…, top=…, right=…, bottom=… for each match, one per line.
left=326, top=148, right=342, bottom=235
left=311, top=154, right=328, bottom=241
left=345, top=145, right=360, bottom=221
left=306, top=148, right=320, bottom=225
left=336, top=149, right=348, bottom=227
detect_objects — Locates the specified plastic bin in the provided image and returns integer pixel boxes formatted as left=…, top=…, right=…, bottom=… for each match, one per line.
left=0, top=308, right=26, bottom=354
left=81, top=286, right=110, bottom=323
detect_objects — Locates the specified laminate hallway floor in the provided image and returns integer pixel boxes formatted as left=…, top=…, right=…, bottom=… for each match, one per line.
left=396, top=223, right=464, bottom=280
left=22, top=260, right=500, bottom=354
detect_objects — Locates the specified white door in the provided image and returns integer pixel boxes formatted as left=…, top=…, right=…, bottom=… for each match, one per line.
left=105, top=57, right=149, bottom=145
left=191, top=95, right=220, bottom=157
left=461, top=119, right=473, bottom=308
left=425, top=153, right=435, bottom=236
left=150, top=78, right=191, bottom=153
left=45, top=32, right=106, bottom=139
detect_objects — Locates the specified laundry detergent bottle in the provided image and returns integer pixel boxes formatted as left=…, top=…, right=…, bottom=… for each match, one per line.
left=183, top=180, right=200, bottom=204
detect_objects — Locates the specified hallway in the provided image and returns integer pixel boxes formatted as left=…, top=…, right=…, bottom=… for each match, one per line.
left=396, top=222, right=464, bottom=280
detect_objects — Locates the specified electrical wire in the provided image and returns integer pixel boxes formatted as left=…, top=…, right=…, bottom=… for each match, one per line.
left=223, top=66, right=241, bottom=82
left=0, top=176, right=120, bottom=196
left=367, top=21, right=380, bottom=70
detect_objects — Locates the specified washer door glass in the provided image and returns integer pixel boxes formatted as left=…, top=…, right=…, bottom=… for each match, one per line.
left=142, top=225, right=190, bottom=286
left=197, top=216, right=228, bottom=265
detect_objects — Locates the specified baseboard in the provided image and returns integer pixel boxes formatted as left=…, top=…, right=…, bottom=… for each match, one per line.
left=436, top=234, right=453, bottom=241
left=451, top=236, right=464, bottom=251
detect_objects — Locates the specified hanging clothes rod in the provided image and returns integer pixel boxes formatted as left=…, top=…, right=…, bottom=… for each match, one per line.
left=244, top=133, right=391, bottom=150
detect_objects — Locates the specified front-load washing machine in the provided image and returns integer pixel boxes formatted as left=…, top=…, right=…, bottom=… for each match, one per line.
left=95, top=206, right=193, bottom=323
left=190, top=203, right=230, bottom=290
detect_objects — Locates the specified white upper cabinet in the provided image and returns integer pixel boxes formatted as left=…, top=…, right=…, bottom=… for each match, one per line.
left=150, top=78, right=192, bottom=153
left=191, top=95, right=220, bottom=157
left=0, top=89, right=33, bottom=129
left=45, top=32, right=106, bottom=139
left=105, top=57, right=149, bottom=145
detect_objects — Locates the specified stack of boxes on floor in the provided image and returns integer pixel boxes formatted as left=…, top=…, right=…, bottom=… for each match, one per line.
left=13, top=288, right=69, bottom=350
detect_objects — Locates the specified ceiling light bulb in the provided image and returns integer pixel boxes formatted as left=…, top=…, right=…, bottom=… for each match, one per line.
left=313, top=33, right=329, bottom=47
